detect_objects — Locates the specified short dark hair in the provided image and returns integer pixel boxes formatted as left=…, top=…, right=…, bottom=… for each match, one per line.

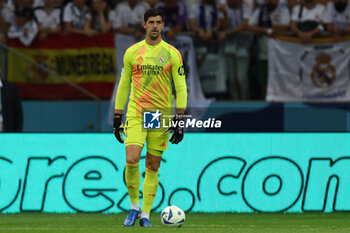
left=143, top=8, right=164, bottom=22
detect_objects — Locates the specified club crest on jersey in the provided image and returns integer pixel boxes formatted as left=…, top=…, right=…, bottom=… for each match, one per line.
left=311, top=53, right=336, bottom=88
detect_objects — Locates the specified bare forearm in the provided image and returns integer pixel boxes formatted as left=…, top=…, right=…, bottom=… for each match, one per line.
left=99, top=14, right=112, bottom=33
left=290, top=21, right=299, bottom=33
left=309, top=28, right=320, bottom=37
left=273, top=25, right=289, bottom=32
left=231, top=25, right=244, bottom=34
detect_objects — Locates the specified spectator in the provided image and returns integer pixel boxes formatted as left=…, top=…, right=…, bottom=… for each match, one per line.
left=248, top=0, right=290, bottom=98
left=248, top=0, right=290, bottom=34
left=7, top=4, right=38, bottom=46
left=225, top=0, right=251, bottom=33
left=218, top=0, right=252, bottom=100
left=0, top=62, right=23, bottom=132
left=63, top=0, right=98, bottom=37
left=189, top=0, right=224, bottom=49
left=2, top=0, right=21, bottom=36
left=112, top=0, right=149, bottom=40
left=290, top=0, right=325, bottom=43
left=34, top=0, right=62, bottom=40
left=0, top=0, right=8, bottom=43
left=242, top=0, right=292, bottom=22
left=155, top=0, right=187, bottom=41
left=324, top=0, right=350, bottom=35
left=218, top=0, right=246, bottom=37
left=90, top=0, right=113, bottom=32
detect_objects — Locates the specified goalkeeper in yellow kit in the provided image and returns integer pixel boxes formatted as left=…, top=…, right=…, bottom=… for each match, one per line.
left=113, top=8, right=187, bottom=227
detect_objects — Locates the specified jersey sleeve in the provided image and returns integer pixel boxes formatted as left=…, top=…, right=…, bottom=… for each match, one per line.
left=114, top=48, right=132, bottom=110
left=171, top=47, right=187, bottom=110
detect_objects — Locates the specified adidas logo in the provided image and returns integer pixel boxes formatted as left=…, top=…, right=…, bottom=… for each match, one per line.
left=136, top=56, right=143, bottom=63
left=160, top=142, right=166, bottom=147
left=127, top=185, right=135, bottom=189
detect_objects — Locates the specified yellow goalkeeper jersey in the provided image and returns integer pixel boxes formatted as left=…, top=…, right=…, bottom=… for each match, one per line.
left=115, top=39, right=187, bottom=117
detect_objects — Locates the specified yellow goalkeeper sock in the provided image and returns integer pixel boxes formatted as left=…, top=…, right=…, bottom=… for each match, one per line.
left=142, top=168, right=159, bottom=213
left=125, top=163, right=140, bottom=205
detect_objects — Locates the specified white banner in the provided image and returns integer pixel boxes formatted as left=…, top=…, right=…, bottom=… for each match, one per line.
left=174, top=35, right=211, bottom=109
left=267, top=36, right=350, bottom=102
left=108, top=34, right=210, bottom=125
left=198, top=52, right=227, bottom=95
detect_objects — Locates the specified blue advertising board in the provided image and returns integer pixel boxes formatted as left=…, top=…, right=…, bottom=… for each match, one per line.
left=0, top=133, right=349, bottom=213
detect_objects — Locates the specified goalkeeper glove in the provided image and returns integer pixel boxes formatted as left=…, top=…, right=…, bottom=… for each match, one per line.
left=113, top=113, right=124, bottom=143
left=165, top=115, right=184, bottom=144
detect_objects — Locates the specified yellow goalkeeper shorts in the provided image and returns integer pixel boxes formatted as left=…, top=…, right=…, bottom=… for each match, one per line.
left=124, top=117, right=170, bottom=156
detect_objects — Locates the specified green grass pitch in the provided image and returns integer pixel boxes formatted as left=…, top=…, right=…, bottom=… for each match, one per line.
left=0, top=212, right=349, bottom=233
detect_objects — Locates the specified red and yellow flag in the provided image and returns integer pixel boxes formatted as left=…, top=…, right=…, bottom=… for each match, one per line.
left=7, top=33, right=117, bottom=99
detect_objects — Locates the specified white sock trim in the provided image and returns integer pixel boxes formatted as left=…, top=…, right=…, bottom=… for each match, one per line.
left=131, top=203, right=140, bottom=210
left=141, top=212, right=150, bottom=219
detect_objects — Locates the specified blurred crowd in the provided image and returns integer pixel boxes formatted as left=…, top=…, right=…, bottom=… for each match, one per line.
left=0, top=0, right=350, bottom=100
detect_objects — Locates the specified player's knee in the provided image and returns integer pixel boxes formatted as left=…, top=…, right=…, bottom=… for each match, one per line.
left=126, top=145, right=142, bottom=164
left=145, top=160, right=160, bottom=171
left=126, top=157, right=140, bottom=165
